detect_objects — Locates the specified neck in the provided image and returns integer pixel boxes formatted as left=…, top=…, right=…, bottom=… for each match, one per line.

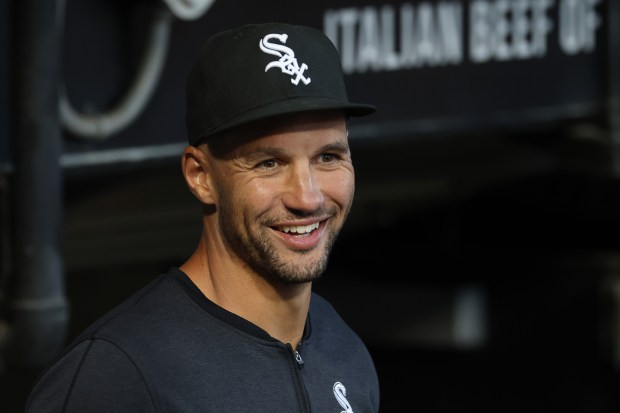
left=180, top=235, right=311, bottom=347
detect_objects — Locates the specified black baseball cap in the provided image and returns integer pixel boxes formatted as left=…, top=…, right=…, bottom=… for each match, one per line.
left=185, top=22, right=376, bottom=145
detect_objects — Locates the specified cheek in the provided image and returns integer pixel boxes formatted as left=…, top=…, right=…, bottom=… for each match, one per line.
left=241, top=180, right=278, bottom=210
left=322, top=170, right=355, bottom=205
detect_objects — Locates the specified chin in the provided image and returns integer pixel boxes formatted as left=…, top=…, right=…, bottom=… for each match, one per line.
left=269, top=257, right=328, bottom=285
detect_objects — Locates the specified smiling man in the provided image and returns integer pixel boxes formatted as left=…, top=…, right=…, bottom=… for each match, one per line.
left=27, top=22, right=379, bottom=412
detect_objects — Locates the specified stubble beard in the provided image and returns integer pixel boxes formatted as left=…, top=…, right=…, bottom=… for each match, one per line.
left=218, top=208, right=341, bottom=285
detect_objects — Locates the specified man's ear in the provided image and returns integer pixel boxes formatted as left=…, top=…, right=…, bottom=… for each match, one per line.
left=181, top=145, right=217, bottom=205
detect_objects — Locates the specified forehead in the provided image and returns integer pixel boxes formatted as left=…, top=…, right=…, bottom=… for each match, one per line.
left=206, top=111, right=348, bottom=158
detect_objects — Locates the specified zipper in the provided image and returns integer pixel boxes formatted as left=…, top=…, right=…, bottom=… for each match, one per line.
left=294, top=350, right=304, bottom=368
left=286, top=343, right=310, bottom=412
left=293, top=341, right=304, bottom=368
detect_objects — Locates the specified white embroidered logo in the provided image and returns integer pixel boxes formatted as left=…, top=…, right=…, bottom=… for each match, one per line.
left=259, top=33, right=311, bottom=86
left=333, top=382, right=354, bottom=413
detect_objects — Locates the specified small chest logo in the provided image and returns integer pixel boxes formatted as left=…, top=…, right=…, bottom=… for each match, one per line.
left=259, top=33, right=311, bottom=86
left=333, top=382, right=354, bottom=413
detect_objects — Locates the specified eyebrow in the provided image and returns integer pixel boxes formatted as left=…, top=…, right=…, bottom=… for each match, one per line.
left=319, top=141, right=350, bottom=154
left=241, top=147, right=287, bottom=162
left=242, top=141, right=350, bottom=161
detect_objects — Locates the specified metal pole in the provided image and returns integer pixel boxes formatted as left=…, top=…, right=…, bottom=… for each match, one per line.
left=3, top=0, right=69, bottom=368
left=611, top=0, right=620, bottom=176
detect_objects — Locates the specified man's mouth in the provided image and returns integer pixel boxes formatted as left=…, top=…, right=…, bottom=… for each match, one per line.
left=277, top=222, right=320, bottom=236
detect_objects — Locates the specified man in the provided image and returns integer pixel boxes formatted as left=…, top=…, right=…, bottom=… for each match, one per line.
left=26, top=22, right=379, bottom=412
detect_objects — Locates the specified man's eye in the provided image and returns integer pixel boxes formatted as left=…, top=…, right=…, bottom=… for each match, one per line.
left=319, top=153, right=339, bottom=164
left=256, top=159, right=278, bottom=169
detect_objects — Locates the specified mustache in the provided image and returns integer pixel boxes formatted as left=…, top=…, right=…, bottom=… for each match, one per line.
left=265, top=206, right=336, bottom=225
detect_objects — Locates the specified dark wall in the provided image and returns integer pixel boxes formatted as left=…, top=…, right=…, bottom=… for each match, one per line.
left=1, top=0, right=619, bottom=412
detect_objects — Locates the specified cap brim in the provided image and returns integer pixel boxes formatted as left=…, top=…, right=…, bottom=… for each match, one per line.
left=196, top=96, right=376, bottom=143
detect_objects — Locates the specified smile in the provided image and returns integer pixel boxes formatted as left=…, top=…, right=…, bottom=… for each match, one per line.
left=278, top=222, right=320, bottom=235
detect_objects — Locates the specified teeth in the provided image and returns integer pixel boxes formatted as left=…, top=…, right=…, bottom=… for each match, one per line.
left=281, top=222, right=319, bottom=234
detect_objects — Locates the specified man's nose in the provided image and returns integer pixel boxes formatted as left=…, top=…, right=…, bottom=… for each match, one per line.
left=281, top=163, right=324, bottom=212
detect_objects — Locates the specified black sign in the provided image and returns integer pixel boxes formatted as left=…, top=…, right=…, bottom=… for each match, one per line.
left=326, top=0, right=608, bottom=138
left=1, top=0, right=610, bottom=169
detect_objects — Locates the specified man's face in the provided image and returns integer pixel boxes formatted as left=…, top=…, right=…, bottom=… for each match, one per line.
left=206, top=111, right=354, bottom=285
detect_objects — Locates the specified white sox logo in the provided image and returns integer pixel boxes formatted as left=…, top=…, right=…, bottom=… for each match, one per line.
left=333, top=382, right=354, bottom=413
left=259, top=33, right=311, bottom=86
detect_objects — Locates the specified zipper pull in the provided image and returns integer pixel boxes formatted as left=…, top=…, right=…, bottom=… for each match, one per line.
left=294, top=350, right=304, bottom=368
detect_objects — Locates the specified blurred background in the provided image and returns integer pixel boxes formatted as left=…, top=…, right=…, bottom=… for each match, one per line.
left=1, top=0, right=619, bottom=411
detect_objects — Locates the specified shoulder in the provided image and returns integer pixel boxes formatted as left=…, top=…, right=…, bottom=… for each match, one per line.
left=26, top=338, right=155, bottom=412
left=309, top=293, right=355, bottom=337
left=74, top=269, right=193, bottom=344
left=26, top=269, right=197, bottom=412
left=308, top=292, right=371, bottom=352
